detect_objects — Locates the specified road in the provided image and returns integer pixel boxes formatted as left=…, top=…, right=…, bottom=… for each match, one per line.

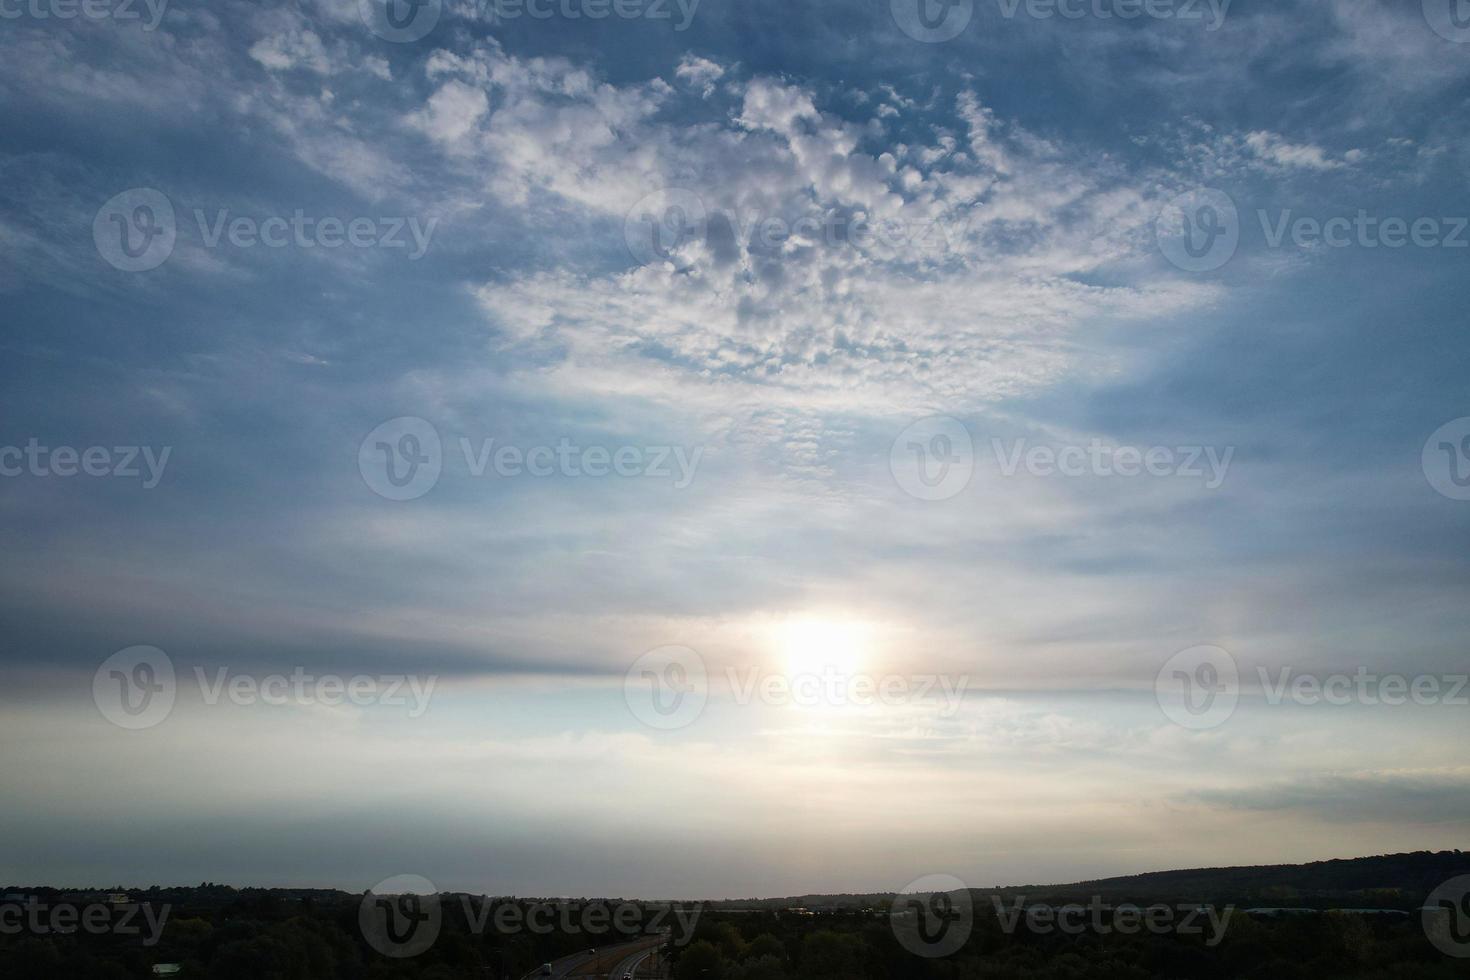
left=607, top=944, right=655, bottom=979
left=519, top=937, right=661, bottom=980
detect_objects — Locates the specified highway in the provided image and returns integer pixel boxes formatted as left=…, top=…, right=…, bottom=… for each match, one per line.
left=607, top=944, right=655, bottom=979
left=519, top=937, right=661, bottom=979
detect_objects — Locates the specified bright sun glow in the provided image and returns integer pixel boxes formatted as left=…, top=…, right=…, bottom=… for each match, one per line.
left=776, top=617, right=871, bottom=677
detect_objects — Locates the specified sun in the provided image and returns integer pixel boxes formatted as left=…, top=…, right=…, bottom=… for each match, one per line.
left=776, top=617, right=871, bottom=678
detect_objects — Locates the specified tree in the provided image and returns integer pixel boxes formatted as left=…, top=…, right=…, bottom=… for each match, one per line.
left=675, top=939, right=725, bottom=980
left=743, top=935, right=785, bottom=963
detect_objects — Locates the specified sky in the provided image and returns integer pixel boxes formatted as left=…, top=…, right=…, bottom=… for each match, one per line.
left=1, top=0, right=1469, bottom=899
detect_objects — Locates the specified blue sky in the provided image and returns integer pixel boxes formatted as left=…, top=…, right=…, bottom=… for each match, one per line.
left=1, top=0, right=1469, bottom=897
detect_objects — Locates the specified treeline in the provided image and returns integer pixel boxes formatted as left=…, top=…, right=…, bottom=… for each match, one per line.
left=667, top=908, right=1470, bottom=980
left=0, top=891, right=671, bottom=979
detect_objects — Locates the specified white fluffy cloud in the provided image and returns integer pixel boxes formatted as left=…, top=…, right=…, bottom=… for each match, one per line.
left=402, top=44, right=1221, bottom=428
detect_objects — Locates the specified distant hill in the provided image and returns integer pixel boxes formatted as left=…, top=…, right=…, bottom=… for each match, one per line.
left=707, top=849, right=1470, bottom=911
left=1013, top=849, right=1468, bottom=903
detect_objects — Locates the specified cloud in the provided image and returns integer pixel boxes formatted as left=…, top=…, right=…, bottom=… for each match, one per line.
left=674, top=54, right=726, bottom=97
left=1189, top=768, right=1470, bottom=826
left=249, top=29, right=332, bottom=74
left=409, top=80, right=491, bottom=145
left=1245, top=131, right=1349, bottom=171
